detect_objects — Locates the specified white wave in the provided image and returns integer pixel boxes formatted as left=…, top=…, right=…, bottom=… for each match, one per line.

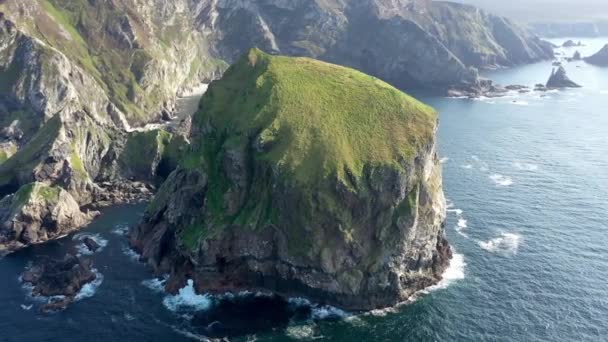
left=471, top=155, right=479, bottom=161
left=162, top=279, right=212, bottom=312
left=286, top=325, right=317, bottom=340
left=111, top=224, right=130, bottom=236
left=420, top=253, right=466, bottom=293
left=461, top=164, right=473, bottom=169
left=124, top=313, right=136, bottom=321
left=478, top=233, right=522, bottom=256
left=457, top=218, right=467, bottom=228
left=20, top=304, right=33, bottom=311
left=75, top=269, right=104, bottom=301
left=513, top=162, right=539, bottom=171
left=440, top=157, right=449, bottom=164
left=72, top=233, right=108, bottom=256
left=171, top=326, right=210, bottom=342
left=142, top=276, right=168, bottom=293
left=122, top=245, right=142, bottom=262
left=447, top=208, right=463, bottom=215
left=288, top=297, right=349, bottom=320
left=489, top=174, right=513, bottom=187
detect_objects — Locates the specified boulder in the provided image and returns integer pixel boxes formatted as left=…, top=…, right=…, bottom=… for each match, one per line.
left=83, top=237, right=100, bottom=252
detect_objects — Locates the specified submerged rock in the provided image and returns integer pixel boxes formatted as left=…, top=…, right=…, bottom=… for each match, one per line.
left=132, top=49, right=451, bottom=311
left=21, top=254, right=97, bottom=312
left=546, top=66, right=582, bottom=89
left=83, top=237, right=100, bottom=253
left=0, top=183, right=98, bottom=256
left=585, top=44, right=608, bottom=66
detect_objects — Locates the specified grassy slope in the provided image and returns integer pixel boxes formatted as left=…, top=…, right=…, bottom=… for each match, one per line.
left=194, top=48, right=437, bottom=186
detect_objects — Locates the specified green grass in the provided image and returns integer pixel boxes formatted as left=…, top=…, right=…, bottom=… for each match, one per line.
left=195, top=48, right=437, bottom=186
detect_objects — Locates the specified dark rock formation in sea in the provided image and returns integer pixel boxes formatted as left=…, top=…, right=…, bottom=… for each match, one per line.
left=131, top=49, right=451, bottom=311
left=562, top=40, right=583, bottom=48
left=585, top=44, right=608, bottom=66
left=546, top=66, right=582, bottom=89
left=21, top=254, right=97, bottom=311
left=0, top=183, right=98, bottom=256
left=572, top=51, right=582, bottom=61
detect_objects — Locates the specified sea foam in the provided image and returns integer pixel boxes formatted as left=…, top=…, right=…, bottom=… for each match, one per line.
left=72, top=233, right=108, bottom=256
left=489, top=174, right=513, bottom=187
left=478, top=233, right=522, bottom=256
left=75, top=269, right=104, bottom=301
left=513, top=162, right=539, bottom=171
left=420, top=253, right=466, bottom=293
left=162, top=279, right=212, bottom=312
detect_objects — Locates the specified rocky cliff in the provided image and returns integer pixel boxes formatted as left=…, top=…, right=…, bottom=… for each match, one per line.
left=131, top=49, right=451, bottom=311
left=0, top=0, right=549, bottom=253
left=585, top=44, right=608, bottom=66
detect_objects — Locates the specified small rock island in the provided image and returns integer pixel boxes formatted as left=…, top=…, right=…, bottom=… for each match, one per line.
left=546, top=66, right=582, bottom=89
left=131, top=49, right=451, bottom=311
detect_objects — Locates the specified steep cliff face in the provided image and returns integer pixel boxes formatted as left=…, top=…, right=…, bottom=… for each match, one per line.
left=132, top=50, right=450, bottom=310
left=205, top=0, right=552, bottom=89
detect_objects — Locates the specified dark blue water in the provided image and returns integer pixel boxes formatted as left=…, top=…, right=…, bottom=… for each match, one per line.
left=1, top=38, right=607, bottom=341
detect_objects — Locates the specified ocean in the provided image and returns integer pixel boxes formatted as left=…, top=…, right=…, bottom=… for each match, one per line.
left=0, top=38, right=607, bottom=341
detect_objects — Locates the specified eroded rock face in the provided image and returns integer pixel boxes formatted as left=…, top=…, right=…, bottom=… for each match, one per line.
left=131, top=51, right=451, bottom=311
left=546, top=66, right=582, bottom=89
left=0, top=183, right=98, bottom=256
left=585, top=44, right=608, bottom=66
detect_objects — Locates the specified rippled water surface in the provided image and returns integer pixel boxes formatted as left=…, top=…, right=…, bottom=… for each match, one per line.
left=1, top=38, right=607, bottom=341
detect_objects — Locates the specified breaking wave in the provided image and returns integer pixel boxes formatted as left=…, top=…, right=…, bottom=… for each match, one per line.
left=489, top=174, right=513, bottom=187
left=420, top=253, right=466, bottom=293
left=440, top=157, right=450, bottom=164
left=478, top=233, right=522, bottom=256
left=111, top=224, right=130, bottom=236
left=75, top=269, right=104, bottom=301
left=162, top=280, right=212, bottom=312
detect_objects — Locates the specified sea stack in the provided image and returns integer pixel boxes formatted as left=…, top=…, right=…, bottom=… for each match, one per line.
left=585, top=44, right=608, bottom=66
left=546, top=66, right=582, bottom=88
left=131, top=49, right=451, bottom=311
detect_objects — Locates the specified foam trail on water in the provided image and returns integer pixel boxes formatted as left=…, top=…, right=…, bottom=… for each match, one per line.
left=478, top=233, right=522, bottom=256
left=440, top=157, right=450, bottom=164
left=122, top=245, right=142, bottom=262
left=288, top=297, right=350, bottom=320
left=162, top=279, right=212, bottom=312
left=20, top=304, right=33, bottom=311
left=461, top=164, right=473, bottom=169
left=489, top=174, right=513, bottom=187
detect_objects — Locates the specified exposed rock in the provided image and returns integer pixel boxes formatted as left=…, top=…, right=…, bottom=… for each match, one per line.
left=572, top=51, right=582, bottom=61
left=0, top=183, right=98, bottom=256
left=585, top=44, right=608, bottom=66
left=562, top=40, right=583, bottom=48
left=83, top=237, right=100, bottom=253
left=546, top=66, right=582, bottom=89
left=21, top=254, right=97, bottom=312
left=131, top=50, right=451, bottom=311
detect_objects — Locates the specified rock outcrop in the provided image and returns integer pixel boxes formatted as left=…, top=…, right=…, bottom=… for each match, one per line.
left=131, top=50, right=451, bottom=311
left=0, top=182, right=98, bottom=256
left=585, top=44, right=608, bottom=66
left=562, top=40, right=583, bottom=48
left=21, top=254, right=97, bottom=311
left=546, top=66, right=582, bottom=89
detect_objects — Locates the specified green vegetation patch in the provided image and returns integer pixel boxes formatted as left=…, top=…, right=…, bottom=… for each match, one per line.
left=194, top=48, right=437, bottom=186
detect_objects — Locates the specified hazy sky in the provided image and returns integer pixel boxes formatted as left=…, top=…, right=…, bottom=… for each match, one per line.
left=451, top=0, right=608, bottom=22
